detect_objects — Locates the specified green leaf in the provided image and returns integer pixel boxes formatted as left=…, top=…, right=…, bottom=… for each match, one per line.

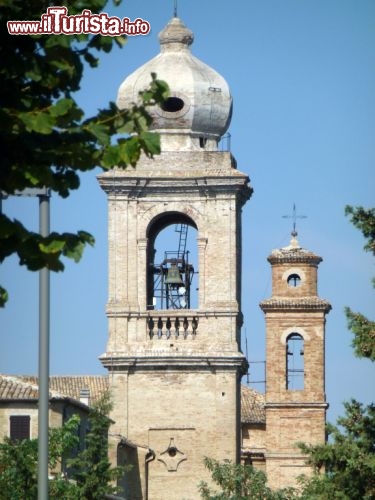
left=22, top=169, right=43, bottom=186
left=140, top=131, right=161, bottom=156
left=19, top=111, right=55, bottom=134
left=39, top=239, right=66, bottom=254
left=84, top=51, right=99, bottom=68
left=114, top=35, right=127, bottom=47
left=101, top=145, right=121, bottom=168
left=63, top=240, right=86, bottom=262
left=86, top=122, right=110, bottom=145
left=118, top=138, right=141, bottom=167
left=0, top=286, right=9, bottom=307
left=116, top=117, right=135, bottom=134
left=62, top=231, right=95, bottom=262
left=77, top=231, right=95, bottom=247
left=49, top=98, right=73, bottom=118
left=25, top=68, right=43, bottom=82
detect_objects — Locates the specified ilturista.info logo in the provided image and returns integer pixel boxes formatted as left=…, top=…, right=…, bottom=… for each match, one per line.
left=7, top=6, right=150, bottom=36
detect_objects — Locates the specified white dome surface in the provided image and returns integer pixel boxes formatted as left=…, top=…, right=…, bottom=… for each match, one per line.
left=117, top=17, right=232, bottom=151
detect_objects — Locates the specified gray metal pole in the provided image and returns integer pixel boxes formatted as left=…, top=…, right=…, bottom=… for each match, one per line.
left=38, top=193, right=50, bottom=500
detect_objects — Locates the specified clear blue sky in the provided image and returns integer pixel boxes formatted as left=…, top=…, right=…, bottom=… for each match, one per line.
left=1, top=0, right=374, bottom=423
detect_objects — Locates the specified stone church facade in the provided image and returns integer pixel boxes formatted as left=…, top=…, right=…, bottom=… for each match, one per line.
left=96, top=15, right=331, bottom=499
left=98, top=16, right=251, bottom=500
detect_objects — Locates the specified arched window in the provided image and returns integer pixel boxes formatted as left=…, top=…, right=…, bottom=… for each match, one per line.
left=287, top=273, right=301, bottom=287
left=147, top=212, right=198, bottom=310
left=286, top=333, right=304, bottom=390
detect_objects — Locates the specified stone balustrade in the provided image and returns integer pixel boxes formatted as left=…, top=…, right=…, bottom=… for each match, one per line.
left=147, top=313, right=198, bottom=339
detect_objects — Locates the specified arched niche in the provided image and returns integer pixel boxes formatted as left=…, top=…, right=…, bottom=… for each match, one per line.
left=146, top=212, right=198, bottom=310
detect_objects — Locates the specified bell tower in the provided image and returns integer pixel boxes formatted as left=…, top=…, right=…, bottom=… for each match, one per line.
left=260, top=233, right=331, bottom=489
left=98, top=17, right=252, bottom=500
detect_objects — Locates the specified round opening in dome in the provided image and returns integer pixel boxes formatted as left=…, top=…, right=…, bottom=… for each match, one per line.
left=161, top=97, right=185, bottom=113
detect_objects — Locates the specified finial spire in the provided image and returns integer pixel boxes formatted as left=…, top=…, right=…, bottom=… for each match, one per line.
left=174, top=0, right=178, bottom=17
left=159, top=17, right=193, bottom=48
left=282, top=203, right=307, bottom=238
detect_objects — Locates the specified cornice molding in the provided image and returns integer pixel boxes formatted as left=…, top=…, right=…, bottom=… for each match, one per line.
left=265, top=402, right=328, bottom=409
left=100, top=353, right=247, bottom=372
left=260, top=297, right=331, bottom=313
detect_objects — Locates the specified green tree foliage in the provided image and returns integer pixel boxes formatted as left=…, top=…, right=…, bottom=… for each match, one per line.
left=67, top=391, right=123, bottom=499
left=299, top=401, right=375, bottom=499
left=0, top=394, right=123, bottom=499
left=344, top=206, right=375, bottom=361
left=0, top=438, right=39, bottom=500
left=297, top=205, right=375, bottom=498
left=0, top=0, right=168, bottom=306
left=345, top=308, right=375, bottom=362
left=0, top=415, right=80, bottom=500
left=198, top=458, right=296, bottom=500
left=345, top=206, right=375, bottom=256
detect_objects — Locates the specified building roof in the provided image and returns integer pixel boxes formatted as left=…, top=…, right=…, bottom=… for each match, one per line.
left=0, top=375, right=40, bottom=400
left=22, top=375, right=108, bottom=404
left=241, top=385, right=265, bottom=424
left=0, top=374, right=108, bottom=405
left=268, top=235, right=322, bottom=265
left=0, top=375, right=264, bottom=424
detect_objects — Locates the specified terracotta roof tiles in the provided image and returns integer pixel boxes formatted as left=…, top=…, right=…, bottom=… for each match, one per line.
left=0, top=375, right=108, bottom=404
left=241, top=385, right=265, bottom=424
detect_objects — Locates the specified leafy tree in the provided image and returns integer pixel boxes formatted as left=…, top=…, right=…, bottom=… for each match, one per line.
left=0, top=415, right=80, bottom=500
left=198, top=457, right=296, bottom=500
left=344, top=206, right=375, bottom=361
left=0, top=0, right=168, bottom=306
left=297, top=206, right=375, bottom=498
left=67, top=391, right=123, bottom=499
left=345, top=206, right=375, bottom=256
left=0, top=438, right=39, bottom=500
left=0, top=393, right=123, bottom=499
left=299, top=401, right=375, bottom=499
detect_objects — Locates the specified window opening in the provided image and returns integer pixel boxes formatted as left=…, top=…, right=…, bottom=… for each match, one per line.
left=148, top=220, right=198, bottom=310
left=161, top=97, right=184, bottom=113
left=286, top=333, right=304, bottom=390
left=199, top=137, right=207, bottom=148
left=10, top=415, right=30, bottom=441
left=287, top=273, right=301, bottom=287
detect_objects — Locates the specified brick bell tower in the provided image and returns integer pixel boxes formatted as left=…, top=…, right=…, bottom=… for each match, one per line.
left=260, top=230, right=331, bottom=489
left=98, top=17, right=252, bottom=500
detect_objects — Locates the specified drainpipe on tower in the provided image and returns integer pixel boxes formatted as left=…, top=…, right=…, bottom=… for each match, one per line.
left=145, top=449, right=155, bottom=500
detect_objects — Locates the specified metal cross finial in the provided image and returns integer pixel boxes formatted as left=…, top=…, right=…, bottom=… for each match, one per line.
left=282, top=203, right=307, bottom=237
left=174, top=0, right=178, bottom=17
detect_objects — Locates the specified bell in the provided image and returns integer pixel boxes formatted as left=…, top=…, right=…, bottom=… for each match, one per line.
left=165, top=264, right=184, bottom=287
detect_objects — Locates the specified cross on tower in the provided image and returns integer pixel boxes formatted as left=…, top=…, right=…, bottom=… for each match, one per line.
left=174, top=0, right=178, bottom=17
left=282, top=203, right=307, bottom=238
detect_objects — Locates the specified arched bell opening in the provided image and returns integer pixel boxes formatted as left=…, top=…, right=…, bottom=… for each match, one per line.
left=286, top=333, right=304, bottom=390
left=147, top=212, right=198, bottom=310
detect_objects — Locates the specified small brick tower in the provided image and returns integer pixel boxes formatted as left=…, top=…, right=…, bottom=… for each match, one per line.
left=98, top=17, right=252, bottom=500
left=260, top=232, right=331, bottom=489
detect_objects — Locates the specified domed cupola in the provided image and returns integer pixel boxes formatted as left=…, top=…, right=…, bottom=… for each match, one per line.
left=117, top=17, right=233, bottom=151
